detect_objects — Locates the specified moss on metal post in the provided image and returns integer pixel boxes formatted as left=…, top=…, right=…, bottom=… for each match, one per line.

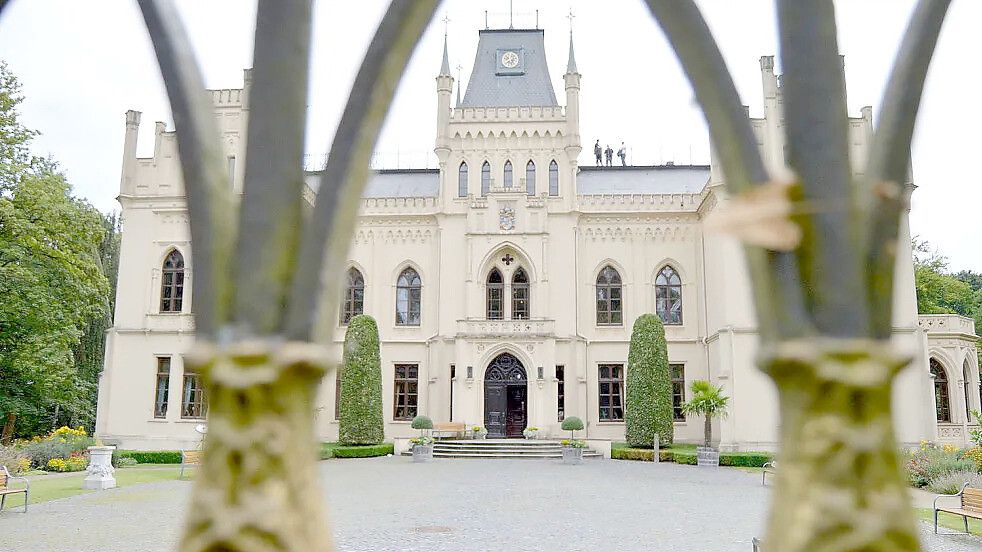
left=760, top=340, right=919, bottom=551
left=179, top=341, right=331, bottom=551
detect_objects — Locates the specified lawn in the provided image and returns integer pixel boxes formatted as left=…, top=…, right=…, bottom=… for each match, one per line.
left=0, top=465, right=186, bottom=510
left=915, top=507, right=982, bottom=534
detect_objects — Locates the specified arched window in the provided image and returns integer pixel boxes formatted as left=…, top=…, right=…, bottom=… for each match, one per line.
left=340, top=267, right=365, bottom=325
left=655, top=265, right=683, bottom=325
left=596, top=265, right=622, bottom=325
left=548, top=160, right=559, bottom=196
left=481, top=161, right=491, bottom=196
left=486, top=268, right=504, bottom=320
left=160, top=249, right=185, bottom=313
left=458, top=162, right=468, bottom=197
left=965, top=359, right=975, bottom=419
left=931, top=358, right=951, bottom=422
left=512, top=268, right=530, bottom=320
left=503, top=160, right=513, bottom=189
left=396, top=267, right=422, bottom=326
left=526, top=160, right=536, bottom=195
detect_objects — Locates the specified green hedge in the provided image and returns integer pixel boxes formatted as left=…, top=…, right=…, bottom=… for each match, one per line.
left=331, top=443, right=393, bottom=458
left=625, top=314, right=673, bottom=447
left=338, top=315, right=385, bottom=445
left=113, top=450, right=182, bottom=464
left=610, top=444, right=771, bottom=467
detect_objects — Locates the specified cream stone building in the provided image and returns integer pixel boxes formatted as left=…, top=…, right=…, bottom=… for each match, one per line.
left=95, top=25, right=979, bottom=452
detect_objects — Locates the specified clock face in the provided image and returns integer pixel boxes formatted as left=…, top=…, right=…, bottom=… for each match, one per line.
left=501, top=51, right=520, bottom=69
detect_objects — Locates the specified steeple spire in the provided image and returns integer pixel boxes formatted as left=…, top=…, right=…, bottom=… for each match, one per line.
left=439, top=14, right=451, bottom=76
left=566, top=33, right=578, bottom=74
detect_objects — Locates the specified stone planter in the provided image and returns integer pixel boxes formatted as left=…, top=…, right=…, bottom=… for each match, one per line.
left=523, top=430, right=539, bottom=440
left=474, top=432, right=487, bottom=440
left=697, top=446, right=720, bottom=467
left=412, top=444, right=433, bottom=463
left=83, top=445, right=116, bottom=490
left=562, top=446, right=583, bottom=465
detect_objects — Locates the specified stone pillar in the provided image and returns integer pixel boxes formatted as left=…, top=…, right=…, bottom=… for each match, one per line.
left=83, top=446, right=116, bottom=490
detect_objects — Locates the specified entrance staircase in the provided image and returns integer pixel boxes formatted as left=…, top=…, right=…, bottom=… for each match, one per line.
left=402, top=439, right=602, bottom=459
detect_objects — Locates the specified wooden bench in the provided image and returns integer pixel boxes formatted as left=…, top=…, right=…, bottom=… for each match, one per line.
left=934, top=483, right=982, bottom=534
left=180, top=450, right=203, bottom=479
left=761, top=461, right=777, bottom=485
left=431, top=422, right=467, bottom=439
left=0, top=466, right=29, bottom=513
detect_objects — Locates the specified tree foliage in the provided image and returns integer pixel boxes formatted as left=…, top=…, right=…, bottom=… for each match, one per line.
left=0, top=63, right=111, bottom=441
left=337, top=315, right=384, bottom=445
left=625, top=314, right=673, bottom=448
left=680, top=380, right=729, bottom=447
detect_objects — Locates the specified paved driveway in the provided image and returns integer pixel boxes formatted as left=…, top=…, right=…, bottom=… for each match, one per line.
left=1, top=457, right=979, bottom=551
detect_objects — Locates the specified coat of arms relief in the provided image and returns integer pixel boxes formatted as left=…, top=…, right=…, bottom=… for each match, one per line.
left=499, top=207, right=516, bottom=231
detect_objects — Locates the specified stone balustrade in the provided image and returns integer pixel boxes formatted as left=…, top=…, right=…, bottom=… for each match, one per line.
left=456, top=318, right=555, bottom=338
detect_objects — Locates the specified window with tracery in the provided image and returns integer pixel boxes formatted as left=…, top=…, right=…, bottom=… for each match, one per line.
left=548, top=160, right=558, bottom=196
left=481, top=161, right=490, bottom=196
left=396, top=268, right=421, bottom=326
left=656, top=265, right=683, bottom=325
left=503, top=160, right=513, bottom=189
left=458, top=162, right=468, bottom=197
left=932, top=358, right=950, bottom=423
left=486, top=269, right=503, bottom=320
left=526, top=160, right=535, bottom=195
left=160, top=249, right=185, bottom=313
left=596, top=265, right=623, bottom=325
left=512, top=267, right=529, bottom=320
left=340, top=267, right=364, bottom=325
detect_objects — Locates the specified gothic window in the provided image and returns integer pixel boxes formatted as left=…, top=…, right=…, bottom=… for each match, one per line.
left=599, top=363, right=625, bottom=421
left=965, top=359, right=975, bottom=419
left=393, top=363, right=419, bottom=421
left=512, top=267, right=530, bottom=320
left=596, top=265, right=623, bottom=325
left=526, top=160, right=536, bottom=195
left=340, top=267, right=364, bottom=325
left=556, top=365, right=565, bottom=421
left=153, top=357, right=170, bottom=419
left=227, top=156, right=236, bottom=189
left=181, top=365, right=208, bottom=419
left=160, top=249, right=185, bottom=313
left=671, top=363, right=685, bottom=421
left=458, top=161, right=468, bottom=197
left=503, top=160, right=513, bottom=189
left=931, top=358, right=950, bottom=423
left=548, top=160, right=559, bottom=196
left=656, top=265, right=683, bottom=325
left=481, top=161, right=491, bottom=196
left=396, top=267, right=422, bottom=326
left=486, top=268, right=504, bottom=320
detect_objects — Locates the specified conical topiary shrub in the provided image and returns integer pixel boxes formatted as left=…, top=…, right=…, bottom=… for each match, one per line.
left=338, top=315, right=384, bottom=445
left=625, top=314, right=673, bottom=448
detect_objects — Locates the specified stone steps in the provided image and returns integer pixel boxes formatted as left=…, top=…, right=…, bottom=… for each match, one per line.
left=401, top=439, right=601, bottom=459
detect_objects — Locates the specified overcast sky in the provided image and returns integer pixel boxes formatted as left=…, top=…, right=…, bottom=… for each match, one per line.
left=0, top=0, right=979, bottom=270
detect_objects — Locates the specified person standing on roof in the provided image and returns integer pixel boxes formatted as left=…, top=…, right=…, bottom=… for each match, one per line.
left=617, top=142, right=627, bottom=166
left=594, top=140, right=602, bottom=166
left=604, top=145, right=613, bottom=167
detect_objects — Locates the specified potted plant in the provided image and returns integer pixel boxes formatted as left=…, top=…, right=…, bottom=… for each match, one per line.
left=522, top=426, right=540, bottom=440
left=410, top=415, right=434, bottom=462
left=680, top=380, right=730, bottom=467
left=560, top=416, right=585, bottom=464
left=472, top=425, right=487, bottom=439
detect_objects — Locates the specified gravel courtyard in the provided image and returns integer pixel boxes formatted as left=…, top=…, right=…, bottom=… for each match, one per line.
left=1, top=457, right=980, bottom=552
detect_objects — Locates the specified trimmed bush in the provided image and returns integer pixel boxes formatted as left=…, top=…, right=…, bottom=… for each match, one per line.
left=610, top=443, right=771, bottom=467
left=338, top=315, right=384, bottom=445
left=114, top=450, right=182, bottom=464
left=411, top=415, right=434, bottom=430
left=561, top=416, right=584, bottom=440
left=625, top=314, right=673, bottom=448
left=719, top=452, right=772, bottom=468
left=611, top=447, right=655, bottom=461
left=673, top=451, right=697, bottom=465
left=331, top=443, right=394, bottom=458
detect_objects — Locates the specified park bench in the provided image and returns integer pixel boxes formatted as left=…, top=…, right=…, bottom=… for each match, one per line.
left=934, top=483, right=982, bottom=534
left=180, top=450, right=203, bottom=479
left=431, top=422, right=467, bottom=439
left=761, top=461, right=777, bottom=485
left=0, top=465, right=29, bottom=513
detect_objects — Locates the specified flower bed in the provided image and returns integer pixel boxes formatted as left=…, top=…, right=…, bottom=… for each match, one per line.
left=3, top=426, right=93, bottom=473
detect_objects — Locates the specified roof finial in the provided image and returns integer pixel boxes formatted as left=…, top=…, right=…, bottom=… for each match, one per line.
left=456, top=63, right=463, bottom=106
left=439, top=14, right=451, bottom=76
left=509, top=0, right=514, bottom=29
left=566, top=7, right=575, bottom=35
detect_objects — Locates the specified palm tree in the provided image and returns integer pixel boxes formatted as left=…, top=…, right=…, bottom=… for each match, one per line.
left=681, top=380, right=729, bottom=448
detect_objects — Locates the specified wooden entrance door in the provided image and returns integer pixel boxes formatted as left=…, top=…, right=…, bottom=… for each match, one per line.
left=484, top=353, right=528, bottom=438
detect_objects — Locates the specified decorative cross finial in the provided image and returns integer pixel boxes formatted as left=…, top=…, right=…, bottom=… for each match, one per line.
left=441, top=13, right=450, bottom=37
left=502, top=254, right=515, bottom=266
left=509, top=0, right=514, bottom=29
left=566, top=7, right=575, bottom=36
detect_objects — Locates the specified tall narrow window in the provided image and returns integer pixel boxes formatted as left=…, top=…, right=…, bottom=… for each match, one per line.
left=160, top=249, right=185, bottom=313
left=486, top=269, right=504, bottom=320
left=396, top=268, right=422, bottom=326
left=599, top=363, right=625, bottom=421
left=931, top=359, right=950, bottom=423
left=458, top=161, right=468, bottom=197
left=965, top=360, right=974, bottom=419
left=393, top=363, right=419, bottom=421
left=153, top=357, right=170, bottom=419
left=450, top=364, right=456, bottom=421
left=340, top=267, right=365, bottom=325
left=596, top=266, right=623, bottom=325
left=227, top=155, right=236, bottom=189
left=503, top=160, right=513, bottom=188
left=181, top=365, right=207, bottom=419
left=548, top=160, right=559, bottom=196
left=556, top=365, right=565, bottom=422
left=526, top=160, right=536, bottom=195
left=481, top=161, right=491, bottom=196
left=670, top=363, right=685, bottom=421
left=334, top=367, right=341, bottom=420
left=656, top=265, right=683, bottom=325
left=512, top=267, right=530, bottom=320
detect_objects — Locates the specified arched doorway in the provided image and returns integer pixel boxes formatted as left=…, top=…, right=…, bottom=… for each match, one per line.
left=484, top=353, right=527, bottom=438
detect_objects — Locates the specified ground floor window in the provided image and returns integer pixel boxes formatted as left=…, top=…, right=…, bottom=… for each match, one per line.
left=181, top=366, right=208, bottom=419
left=153, top=357, right=170, bottom=418
left=556, top=365, right=565, bottom=421
left=394, top=363, right=419, bottom=421
left=670, top=363, right=685, bottom=421
left=598, top=363, right=624, bottom=421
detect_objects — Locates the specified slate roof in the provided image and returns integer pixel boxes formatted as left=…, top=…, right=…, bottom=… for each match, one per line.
left=460, top=29, right=558, bottom=108
left=576, top=165, right=710, bottom=195
left=304, top=169, right=439, bottom=198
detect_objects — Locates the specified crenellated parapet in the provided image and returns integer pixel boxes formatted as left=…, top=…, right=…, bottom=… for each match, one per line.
left=577, top=193, right=704, bottom=213
left=450, top=105, right=565, bottom=122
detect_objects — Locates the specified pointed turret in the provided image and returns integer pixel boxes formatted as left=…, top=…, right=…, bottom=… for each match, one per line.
left=566, top=33, right=578, bottom=75
left=435, top=32, right=454, bottom=161
left=439, top=34, right=451, bottom=76
left=564, top=32, right=582, bottom=167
